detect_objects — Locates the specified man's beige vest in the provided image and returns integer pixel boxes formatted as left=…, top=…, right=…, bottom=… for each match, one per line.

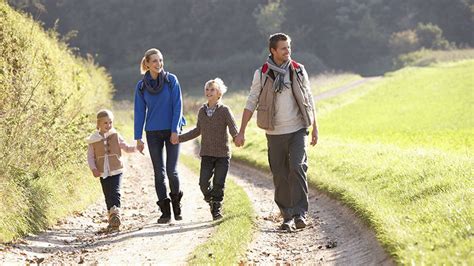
left=256, top=63, right=314, bottom=131
left=91, top=133, right=123, bottom=173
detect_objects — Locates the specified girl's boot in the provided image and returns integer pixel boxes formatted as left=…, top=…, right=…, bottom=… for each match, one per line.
left=170, top=191, right=183, bottom=221
left=108, top=205, right=121, bottom=230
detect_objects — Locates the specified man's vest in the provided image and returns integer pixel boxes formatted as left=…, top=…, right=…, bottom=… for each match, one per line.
left=91, top=133, right=123, bottom=173
left=256, top=60, right=314, bottom=131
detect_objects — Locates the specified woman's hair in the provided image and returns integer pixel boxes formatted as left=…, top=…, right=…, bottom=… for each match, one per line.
left=140, top=48, right=163, bottom=75
left=205, top=78, right=228, bottom=96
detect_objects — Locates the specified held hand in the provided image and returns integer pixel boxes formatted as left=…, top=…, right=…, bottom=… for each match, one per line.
left=310, top=128, right=318, bottom=146
left=92, top=169, right=101, bottom=177
left=234, top=132, right=245, bottom=147
left=137, top=140, right=145, bottom=155
left=170, top=132, right=179, bottom=145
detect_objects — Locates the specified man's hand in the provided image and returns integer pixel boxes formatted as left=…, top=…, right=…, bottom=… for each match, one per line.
left=170, top=132, right=179, bottom=145
left=92, top=169, right=101, bottom=177
left=310, top=128, right=318, bottom=146
left=137, top=139, right=145, bottom=154
left=234, top=132, right=245, bottom=147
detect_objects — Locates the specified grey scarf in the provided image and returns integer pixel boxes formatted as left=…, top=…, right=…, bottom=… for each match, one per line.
left=266, top=56, right=291, bottom=93
left=142, top=70, right=169, bottom=94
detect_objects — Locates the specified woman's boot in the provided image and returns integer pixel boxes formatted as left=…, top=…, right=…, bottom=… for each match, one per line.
left=170, top=191, right=183, bottom=221
left=157, top=198, right=171, bottom=223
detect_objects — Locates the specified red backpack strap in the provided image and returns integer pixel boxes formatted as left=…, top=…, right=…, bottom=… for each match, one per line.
left=261, top=62, right=269, bottom=74
left=291, top=60, right=300, bottom=69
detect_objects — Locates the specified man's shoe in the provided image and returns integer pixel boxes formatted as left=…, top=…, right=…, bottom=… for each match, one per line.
left=210, top=201, right=223, bottom=220
left=294, top=215, right=307, bottom=229
left=280, top=218, right=294, bottom=232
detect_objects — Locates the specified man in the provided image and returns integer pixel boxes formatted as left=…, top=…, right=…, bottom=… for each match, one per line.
left=234, top=33, right=318, bottom=231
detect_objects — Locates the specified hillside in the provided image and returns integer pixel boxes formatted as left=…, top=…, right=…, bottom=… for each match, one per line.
left=0, top=3, right=113, bottom=242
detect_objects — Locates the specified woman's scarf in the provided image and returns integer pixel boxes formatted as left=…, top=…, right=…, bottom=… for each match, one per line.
left=142, top=70, right=169, bottom=94
left=266, top=56, right=291, bottom=93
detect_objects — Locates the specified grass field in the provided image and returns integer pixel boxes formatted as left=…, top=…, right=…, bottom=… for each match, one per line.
left=231, top=59, right=474, bottom=264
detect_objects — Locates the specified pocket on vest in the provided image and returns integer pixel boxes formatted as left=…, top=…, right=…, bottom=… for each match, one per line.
left=256, top=105, right=271, bottom=130
left=108, top=154, right=123, bottom=171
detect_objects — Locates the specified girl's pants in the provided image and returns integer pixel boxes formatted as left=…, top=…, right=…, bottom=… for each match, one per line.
left=100, top=173, right=122, bottom=210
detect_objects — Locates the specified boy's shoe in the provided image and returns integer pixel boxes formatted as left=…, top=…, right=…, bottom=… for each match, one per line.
left=210, top=201, right=223, bottom=220
left=294, top=215, right=307, bottom=229
left=108, top=206, right=121, bottom=229
left=280, top=218, right=294, bottom=232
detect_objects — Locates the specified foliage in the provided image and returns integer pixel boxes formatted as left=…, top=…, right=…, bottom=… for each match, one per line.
left=0, top=3, right=113, bottom=242
left=7, top=0, right=473, bottom=95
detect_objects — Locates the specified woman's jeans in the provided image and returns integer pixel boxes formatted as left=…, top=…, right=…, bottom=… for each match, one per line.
left=146, top=130, right=181, bottom=202
left=100, top=173, right=122, bottom=210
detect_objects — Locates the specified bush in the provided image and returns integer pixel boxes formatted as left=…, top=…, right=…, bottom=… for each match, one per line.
left=0, top=3, right=113, bottom=242
left=415, top=23, right=454, bottom=50
left=389, top=30, right=420, bottom=55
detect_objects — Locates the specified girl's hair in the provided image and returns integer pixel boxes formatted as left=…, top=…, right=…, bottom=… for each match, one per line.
left=96, top=109, right=113, bottom=130
left=140, top=48, right=163, bottom=75
left=204, top=77, right=228, bottom=95
left=96, top=109, right=114, bottom=121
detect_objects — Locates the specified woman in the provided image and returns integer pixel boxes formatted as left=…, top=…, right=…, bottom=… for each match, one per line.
left=134, top=48, right=186, bottom=223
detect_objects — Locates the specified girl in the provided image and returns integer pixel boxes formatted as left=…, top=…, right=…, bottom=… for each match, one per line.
left=87, top=109, right=138, bottom=230
left=179, top=78, right=238, bottom=220
left=134, top=48, right=186, bottom=223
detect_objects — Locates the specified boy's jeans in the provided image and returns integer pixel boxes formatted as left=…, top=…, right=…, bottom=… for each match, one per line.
left=200, top=156, right=230, bottom=202
left=146, top=130, right=181, bottom=201
left=100, top=173, right=122, bottom=210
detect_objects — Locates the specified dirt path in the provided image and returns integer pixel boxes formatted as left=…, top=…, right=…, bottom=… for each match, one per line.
left=0, top=141, right=214, bottom=264
left=229, top=162, right=393, bottom=265
left=314, top=77, right=381, bottom=101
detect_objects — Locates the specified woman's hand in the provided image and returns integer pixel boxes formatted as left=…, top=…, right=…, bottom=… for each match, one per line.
left=170, top=132, right=179, bottom=145
left=137, top=139, right=145, bottom=154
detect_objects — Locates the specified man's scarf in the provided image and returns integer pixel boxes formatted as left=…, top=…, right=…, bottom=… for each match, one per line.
left=266, top=56, right=291, bottom=93
left=142, top=70, right=169, bottom=94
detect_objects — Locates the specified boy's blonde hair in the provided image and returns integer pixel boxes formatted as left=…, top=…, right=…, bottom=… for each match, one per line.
left=140, top=48, right=163, bottom=75
left=204, top=78, right=228, bottom=95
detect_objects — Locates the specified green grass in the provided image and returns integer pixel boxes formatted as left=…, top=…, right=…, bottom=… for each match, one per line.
left=180, top=153, right=255, bottom=265
left=231, top=60, right=474, bottom=264
left=311, top=72, right=363, bottom=95
left=320, top=60, right=474, bottom=154
left=395, top=48, right=474, bottom=68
